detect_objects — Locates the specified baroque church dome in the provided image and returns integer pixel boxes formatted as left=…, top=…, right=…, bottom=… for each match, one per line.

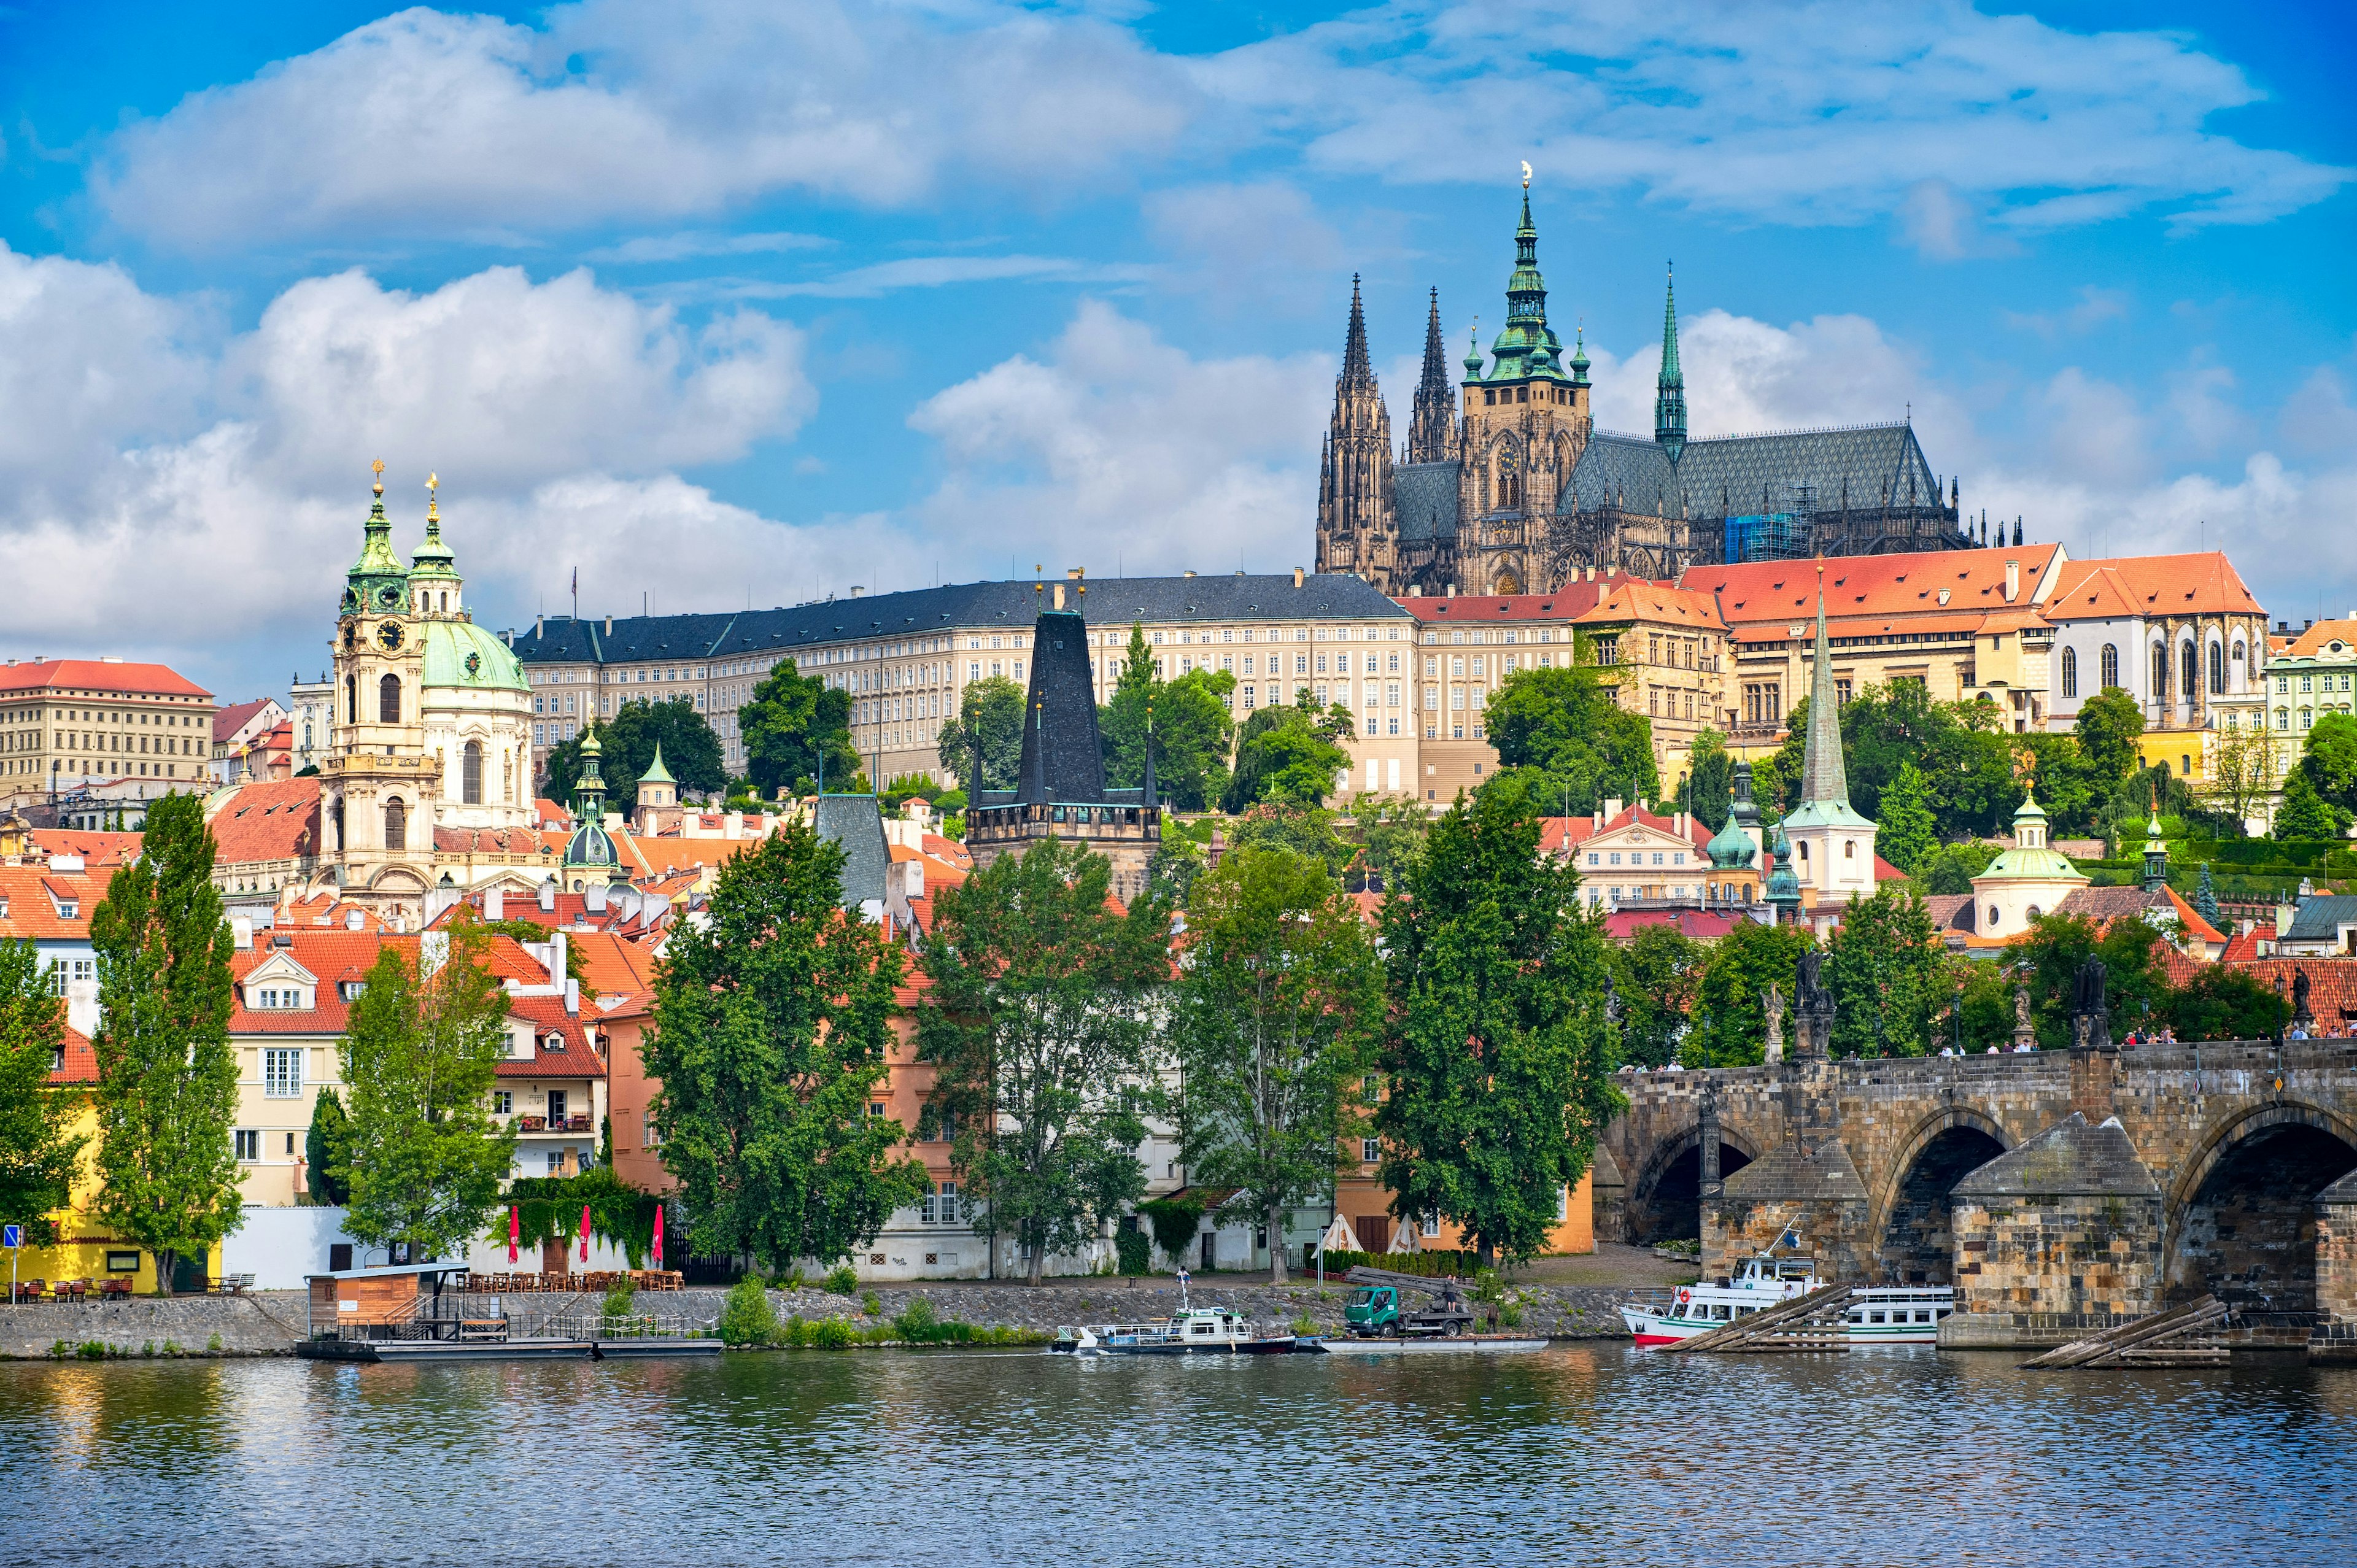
left=421, top=619, right=527, bottom=693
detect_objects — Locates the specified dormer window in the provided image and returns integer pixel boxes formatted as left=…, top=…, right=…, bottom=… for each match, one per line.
left=55, top=902, right=75, bottom=919
left=543, top=1032, right=567, bottom=1053
left=339, top=981, right=366, bottom=1001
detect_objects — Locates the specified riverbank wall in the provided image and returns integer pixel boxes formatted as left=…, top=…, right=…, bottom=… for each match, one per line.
left=0, top=1278, right=1643, bottom=1357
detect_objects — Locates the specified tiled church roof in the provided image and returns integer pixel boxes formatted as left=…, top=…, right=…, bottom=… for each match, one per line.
left=1394, top=462, right=1461, bottom=542
left=1560, top=423, right=1943, bottom=523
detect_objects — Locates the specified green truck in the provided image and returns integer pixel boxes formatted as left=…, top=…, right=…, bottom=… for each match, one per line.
left=1342, top=1265, right=1476, bottom=1338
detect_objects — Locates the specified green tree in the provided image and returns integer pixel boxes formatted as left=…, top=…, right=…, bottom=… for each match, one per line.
left=2169, top=964, right=2289, bottom=1042
left=937, top=675, right=1025, bottom=794
left=2301, top=712, right=2357, bottom=814
left=2275, top=768, right=2341, bottom=840
left=88, top=792, right=240, bottom=1294
left=1353, top=796, right=1430, bottom=892
left=1173, top=846, right=1382, bottom=1283
left=647, top=821, right=924, bottom=1272
left=1688, top=918, right=1816, bottom=1067
left=544, top=698, right=727, bottom=808
left=0, top=940, right=85, bottom=1246
left=915, top=838, right=1172, bottom=1284
left=1822, top=884, right=1948, bottom=1056
left=2013, top=911, right=2170, bottom=1048
left=1097, top=624, right=1158, bottom=788
left=1608, top=923, right=1701, bottom=1070
left=1683, top=730, right=1733, bottom=832
left=1947, top=956, right=2024, bottom=1054
left=1917, top=840, right=1998, bottom=895
left=1484, top=665, right=1658, bottom=814
left=339, top=919, right=516, bottom=1258
left=1101, top=655, right=1237, bottom=812
left=740, top=659, right=859, bottom=796
left=1224, top=695, right=1355, bottom=810
left=1226, top=801, right=1352, bottom=877
left=2193, top=863, right=2222, bottom=927
left=303, top=1087, right=352, bottom=1207
left=1876, top=762, right=1938, bottom=876
left=1375, top=776, right=1624, bottom=1266
left=2073, top=686, right=2146, bottom=789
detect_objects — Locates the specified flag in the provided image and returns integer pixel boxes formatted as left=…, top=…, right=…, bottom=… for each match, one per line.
left=508, top=1205, right=519, bottom=1264
left=652, top=1202, right=665, bottom=1270
left=581, top=1203, right=592, bottom=1263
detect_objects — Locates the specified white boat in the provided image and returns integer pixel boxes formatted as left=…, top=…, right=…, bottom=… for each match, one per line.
left=1620, top=1255, right=1957, bottom=1346
left=1062, top=1308, right=1297, bottom=1356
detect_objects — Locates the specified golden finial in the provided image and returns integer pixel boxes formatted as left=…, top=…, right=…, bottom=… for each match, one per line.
left=425, top=471, right=439, bottom=522
left=2011, top=746, right=2037, bottom=789
left=371, top=457, right=385, bottom=498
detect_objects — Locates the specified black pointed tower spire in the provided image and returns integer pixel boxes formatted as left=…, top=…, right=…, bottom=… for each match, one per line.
left=1406, top=287, right=1457, bottom=464
left=1314, top=272, right=1396, bottom=584
left=1654, top=262, right=1687, bottom=462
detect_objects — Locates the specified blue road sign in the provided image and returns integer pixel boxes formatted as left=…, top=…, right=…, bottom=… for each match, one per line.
left=2, top=1225, right=20, bottom=1249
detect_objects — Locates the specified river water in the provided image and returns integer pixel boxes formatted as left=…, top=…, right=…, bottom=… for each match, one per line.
left=1, top=1346, right=2351, bottom=1567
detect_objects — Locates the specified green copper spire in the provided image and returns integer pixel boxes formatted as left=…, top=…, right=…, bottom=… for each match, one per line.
left=1482, top=166, right=1567, bottom=385
left=1569, top=321, right=1590, bottom=387
left=1463, top=319, right=1484, bottom=379
left=342, top=459, right=411, bottom=617
left=1654, top=263, right=1687, bottom=460
left=1781, top=566, right=1875, bottom=835
left=408, top=472, right=459, bottom=584
left=639, top=740, right=675, bottom=786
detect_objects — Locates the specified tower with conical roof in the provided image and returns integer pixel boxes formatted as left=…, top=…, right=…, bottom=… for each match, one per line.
left=1654, top=265, right=1687, bottom=462
left=563, top=730, right=626, bottom=890
left=633, top=740, right=678, bottom=832
left=327, top=461, right=436, bottom=927
left=1778, top=564, right=1879, bottom=919
left=1314, top=274, right=1396, bottom=584
left=406, top=473, right=462, bottom=618
left=1404, top=287, right=1457, bottom=465
left=1446, top=166, right=1591, bottom=597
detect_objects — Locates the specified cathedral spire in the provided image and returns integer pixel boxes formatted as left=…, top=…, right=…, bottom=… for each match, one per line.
left=1482, top=168, right=1565, bottom=384
left=1797, top=565, right=1851, bottom=810
left=1406, top=286, right=1457, bottom=463
left=1341, top=272, right=1374, bottom=390
left=1314, top=274, right=1394, bottom=579
left=1654, top=263, right=1687, bottom=461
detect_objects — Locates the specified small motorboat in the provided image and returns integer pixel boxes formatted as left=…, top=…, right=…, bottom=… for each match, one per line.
left=1620, top=1253, right=1821, bottom=1346
left=1062, top=1308, right=1296, bottom=1356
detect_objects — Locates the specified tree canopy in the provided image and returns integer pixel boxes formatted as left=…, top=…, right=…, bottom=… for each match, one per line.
left=938, top=674, right=1024, bottom=795
left=1484, top=664, right=1658, bottom=816
left=543, top=698, right=727, bottom=808
left=741, top=658, right=859, bottom=797
left=0, top=940, right=85, bottom=1247
left=1097, top=635, right=1237, bottom=813
left=1223, top=695, right=1355, bottom=811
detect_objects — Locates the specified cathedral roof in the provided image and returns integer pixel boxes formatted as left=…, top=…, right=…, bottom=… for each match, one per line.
left=2036, top=552, right=2262, bottom=623
left=1395, top=462, right=1461, bottom=542
left=1560, top=422, right=1944, bottom=526
left=505, top=575, right=1412, bottom=668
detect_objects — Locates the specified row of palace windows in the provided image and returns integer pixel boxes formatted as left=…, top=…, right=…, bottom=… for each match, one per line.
left=2059, top=639, right=2244, bottom=700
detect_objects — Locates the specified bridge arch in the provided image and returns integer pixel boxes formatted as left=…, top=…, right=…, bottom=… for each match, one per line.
left=1627, top=1121, right=1762, bottom=1247
left=1870, top=1106, right=2014, bottom=1285
left=2162, top=1101, right=2357, bottom=1310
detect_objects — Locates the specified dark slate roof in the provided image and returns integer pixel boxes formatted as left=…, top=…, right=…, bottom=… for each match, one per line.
left=813, top=795, right=889, bottom=912
left=2285, top=895, right=2357, bottom=943
left=1720, top=1137, right=1869, bottom=1202
left=501, top=574, right=1412, bottom=666
left=1560, top=423, right=1943, bottom=522
left=1395, top=461, right=1461, bottom=542
left=1951, top=1113, right=2158, bottom=1199
left=1016, top=609, right=1108, bottom=805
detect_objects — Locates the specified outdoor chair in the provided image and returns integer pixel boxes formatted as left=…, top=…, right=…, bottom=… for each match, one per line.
left=99, top=1279, right=132, bottom=1300
left=12, top=1280, right=42, bottom=1303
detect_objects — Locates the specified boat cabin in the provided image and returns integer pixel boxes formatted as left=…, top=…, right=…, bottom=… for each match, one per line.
left=304, top=1261, right=474, bottom=1341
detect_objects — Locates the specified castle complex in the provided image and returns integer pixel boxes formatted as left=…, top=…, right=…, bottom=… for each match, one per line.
left=1316, top=178, right=1975, bottom=596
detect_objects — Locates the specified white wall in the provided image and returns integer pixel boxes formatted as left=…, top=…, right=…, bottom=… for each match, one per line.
left=222, top=1205, right=356, bottom=1289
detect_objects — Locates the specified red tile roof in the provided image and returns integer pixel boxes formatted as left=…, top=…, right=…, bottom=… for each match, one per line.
left=0, top=658, right=212, bottom=700
left=1604, top=908, right=1742, bottom=940
left=212, top=697, right=276, bottom=744
left=1392, top=576, right=1662, bottom=623
left=50, top=1025, right=96, bottom=1086
left=0, top=863, right=118, bottom=939
left=207, top=778, right=323, bottom=865
left=228, top=931, right=415, bottom=1034
left=28, top=829, right=144, bottom=867
left=2038, top=552, right=2262, bottom=622
left=1690, top=545, right=2063, bottom=630
left=500, top=994, right=607, bottom=1077
left=1573, top=581, right=1728, bottom=631
left=2278, top=618, right=2357, bottom=658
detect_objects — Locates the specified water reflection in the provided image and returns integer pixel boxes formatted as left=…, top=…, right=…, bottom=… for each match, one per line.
left=0, top=1348, right=2349, bottom=1566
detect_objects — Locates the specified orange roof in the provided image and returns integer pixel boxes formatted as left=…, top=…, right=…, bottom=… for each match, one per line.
left=0, top=863, right=117, bottom=938
left=1573, top=581, right=1727, bottom=631
left=1689, top=544, right=2063, bottom=627
left=1543, top=806, right=1714, bottom=855
left=571, top=930, right=659, bottom=995
left=500, top=994, right=608, bottom=1077
left=2280, top=618, right=2357, bottom=658
left=2164, top=886, right=2229, bottom=946
left=229, top=930, right=416, bottom=1034
left=52, top=1025, right=96, bottom=1085
left=2038, top=552, right=2261, bottom=622
left=207, top=778, right=323, bottom=865
left=0, top=657, right=211, bottom=700
left=1393, top=576, right=1662, bottom=624
left=28, top=829, right=142, bottom=867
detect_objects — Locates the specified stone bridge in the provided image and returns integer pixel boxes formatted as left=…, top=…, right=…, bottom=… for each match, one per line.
left=1592, top=1039, right=2357, bottom=1346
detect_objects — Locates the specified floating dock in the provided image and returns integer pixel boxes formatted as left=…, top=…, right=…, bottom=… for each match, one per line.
left=1313, top=1335, right=1549, bottom=1356
left=298, top=1335, right=719, bottom=1363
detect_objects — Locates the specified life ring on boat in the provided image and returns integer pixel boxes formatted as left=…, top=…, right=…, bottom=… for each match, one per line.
left=1676, top=1288, right=1691, bottom=1306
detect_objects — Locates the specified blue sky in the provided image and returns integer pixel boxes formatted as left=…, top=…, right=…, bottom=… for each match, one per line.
left=1, top=1, right=2351, bottom=705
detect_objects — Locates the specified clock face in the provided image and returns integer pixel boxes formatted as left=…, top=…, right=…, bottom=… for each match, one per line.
left=376, top=621, right=404, bottom=652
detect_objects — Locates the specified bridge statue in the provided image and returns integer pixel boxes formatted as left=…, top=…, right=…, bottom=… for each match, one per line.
left=2069, top=956, right=2110, bottom=1051
left=1761, top=983, right=1786, bottom=1064
left=1794, top=950, right=1834, bottom=1060
left=2294, top=966, right=2314, bottom=1027
left=2012, top=986, right=2035, bottom=1051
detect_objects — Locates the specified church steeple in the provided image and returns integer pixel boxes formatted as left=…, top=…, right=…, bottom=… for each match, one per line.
left=1480, top=169, right=1567, bottom=385
left=1797, top=567, right=1850, bottom=810
left=343, top=460, right=411, bottom=619
left=1406, top=287, right=1457, bottom=464
left=1654, top=263, right=1687, bottom=462
left=408, top=471, right=462, bottom=617
left=1314, top=272, right=1395, bottom=582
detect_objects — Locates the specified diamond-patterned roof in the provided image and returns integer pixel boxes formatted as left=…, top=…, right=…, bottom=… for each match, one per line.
left=1395, top=461, right=1461, bottom=541
left=1560, top=423, right=1943, bottom=522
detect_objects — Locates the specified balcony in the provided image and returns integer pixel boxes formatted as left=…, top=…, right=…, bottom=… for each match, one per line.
left=514, top=1115, right=594, bottom=1135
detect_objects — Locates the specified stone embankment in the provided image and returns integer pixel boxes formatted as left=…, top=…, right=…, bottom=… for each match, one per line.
left=0, top=1278, right=1650, bottom=1357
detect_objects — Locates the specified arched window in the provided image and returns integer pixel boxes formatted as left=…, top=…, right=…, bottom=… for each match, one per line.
left=346, top=674, right=357, bottom=725
left=462, top=741, right=483, bottom=805
left=2208, top=642, right=2224, bottom=694
left=2061, top=646, right=2077, bottom=698
left=2100, top=644, right=2119, bottom=689
left=438, top=592, right=447, bottom=613
left=384, top=797, right=406, bottom=851
left=2151, top=644, right=2169, bottom=698
left=378, top=673, right=400, bottom=724
left=2181, top=641, right=2197, bottom=701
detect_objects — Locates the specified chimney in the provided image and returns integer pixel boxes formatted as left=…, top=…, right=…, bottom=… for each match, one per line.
left=564, top=978, right=580, bottom=1018
left=484, top=887, right=504, bottom=921
left=585, top=882, right=608, bottom=914
left=346, top=909, right=365, bottom=931
left=536, top=615, right=544, bottom=638
left=1066, top=568, right=1083, bottom=580
left=604, top=616, right=613, bottom=635
left=231, top=916, right=254, bottom=950
left=1053, top=584, right=1066, bottom=611
left=538, top=879, right=556, bottom=913
left=548, top=930, right=567, bottom=986
left=1446, top=583, right=1457, bottom=597
left=64, top=978, right=99, bottom=1041
left=1604, top=797, right=1625, bottom=822
left=1293, top=567, right=1304, bottom=588
left=850, top=585, right=865, bottom=598
left=2004, top=560, right=2019, bottom=603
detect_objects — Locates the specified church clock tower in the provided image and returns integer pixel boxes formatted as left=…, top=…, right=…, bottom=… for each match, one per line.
left=323, top=461, right=438, bottom=926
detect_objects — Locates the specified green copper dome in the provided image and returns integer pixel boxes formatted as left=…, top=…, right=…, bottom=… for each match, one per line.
left=1706, top=811, right=1756, bottom=871
left=420, top=619, right=527, bottom=692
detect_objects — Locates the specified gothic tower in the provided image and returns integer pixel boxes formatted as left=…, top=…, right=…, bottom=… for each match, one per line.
left=1404, top=287, right=1457, bottom=465
left=1654, top=265, right=1687, bottom=462
left=1454, top=173, right=1590, bottom=597
left=1314, top=274, right=1396, bottom=585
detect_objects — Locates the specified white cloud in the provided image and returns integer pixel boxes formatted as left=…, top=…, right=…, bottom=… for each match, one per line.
left=585, top=231, right=834, bottom=265
left=95, top=2, right=1201, bottom=248
left=907, top=300, right=1331, bottom=576
left=727, top=255, right=1152, bottom=301
left=0, top=256, right=820, bottom=664
left=1144, top=180, right=1344, bottom=312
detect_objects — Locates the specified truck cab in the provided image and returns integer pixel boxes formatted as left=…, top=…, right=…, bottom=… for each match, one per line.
left=1344, top=1286, right=1400, bottom=1335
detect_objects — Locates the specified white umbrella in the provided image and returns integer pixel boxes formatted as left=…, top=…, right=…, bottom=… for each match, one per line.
left=1316, top=1214, right=1361, bottom=1255
left=1387, top=1218, right=1420, bottom=1254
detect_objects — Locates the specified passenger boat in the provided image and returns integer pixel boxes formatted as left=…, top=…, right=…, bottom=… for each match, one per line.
left=1619, top=1256, right=1957, bottom=1346
left=1060, top=1308, right=1298, bottom=1356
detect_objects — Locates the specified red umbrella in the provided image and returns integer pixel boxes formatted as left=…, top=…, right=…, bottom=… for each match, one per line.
left=652, top=1203, right=665, bottom=1270
left=580, top=1203, right=592, bottom=1264
left=508, top=1205, right=519, bottom=1264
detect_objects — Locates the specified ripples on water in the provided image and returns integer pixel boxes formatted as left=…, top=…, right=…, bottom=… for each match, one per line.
left=1, top=1346, right=2350, bottom=1567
